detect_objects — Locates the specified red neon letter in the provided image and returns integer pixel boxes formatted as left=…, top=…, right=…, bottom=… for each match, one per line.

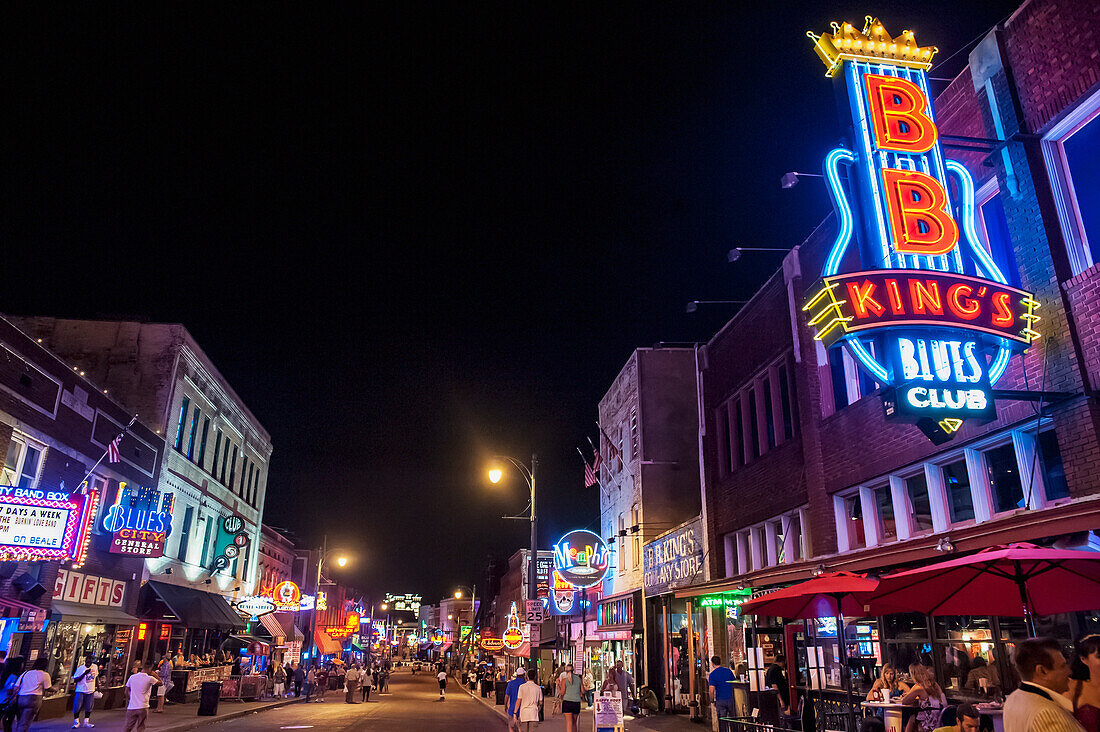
left=909, top=279, right=943, bottom=315
left=865, top=74, right=938, bottom=153
left=884, top=279, right=905, bottom=314
left=882, top=169, right=960, bottom=256
left=846, top=281, right=885, bottom=318
left=946, top=283, right=981, bottom=320
left=991, top=291, right=1014, bottom=327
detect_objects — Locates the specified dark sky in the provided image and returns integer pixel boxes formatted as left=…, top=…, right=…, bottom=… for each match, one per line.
left=1, top=1, right=1018, bottom=603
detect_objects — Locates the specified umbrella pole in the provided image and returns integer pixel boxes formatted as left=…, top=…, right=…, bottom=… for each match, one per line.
left=1014, top=564, right=1037, bottom=636
left=835, top=597, right=856, bottom=732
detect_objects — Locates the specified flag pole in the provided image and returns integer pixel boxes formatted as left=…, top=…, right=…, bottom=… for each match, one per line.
left=76, top=414, right=138, bottom=493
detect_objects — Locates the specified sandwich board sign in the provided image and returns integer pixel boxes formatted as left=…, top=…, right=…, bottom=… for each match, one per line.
left=593, top=693, right=623, bottom=732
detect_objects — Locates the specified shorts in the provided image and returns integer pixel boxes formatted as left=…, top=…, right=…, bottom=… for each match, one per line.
left=562, top=700, right=581, bottom=714
left=439, top=680, right=447, bottom=690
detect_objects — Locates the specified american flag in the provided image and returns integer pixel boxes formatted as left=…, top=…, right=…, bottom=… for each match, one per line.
left=583, top=461, right=597, bottom=488
left=107, top=434, right=122, bottom=463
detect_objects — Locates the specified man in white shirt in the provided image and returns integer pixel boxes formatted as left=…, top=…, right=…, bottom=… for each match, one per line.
left=1004, top=637, right=1085, bottom=732
left=515, top=672, right=544, bottom=731
left=344, top=665, right=359, bottom=704
left=123, top=662, right=160, bottom=732
left=16, top=658, right=53, bottom=732
left=437, top=670, right=448, bottom=700
left=72, top=654, right=98, bottom=728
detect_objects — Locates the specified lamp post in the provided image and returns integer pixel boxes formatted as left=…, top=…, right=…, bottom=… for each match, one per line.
left=307, top=536, right=349, bottom=665
left=488, top=454, right=538, bottom=604
left=454, top=586, right=477, bottom=667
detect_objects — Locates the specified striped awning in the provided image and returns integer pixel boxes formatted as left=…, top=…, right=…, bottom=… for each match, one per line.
left=258, top=613, right=287, bottom=639
left=315, top=629, right=343, bottom=655
left=275, top=613, right=304, bottom=641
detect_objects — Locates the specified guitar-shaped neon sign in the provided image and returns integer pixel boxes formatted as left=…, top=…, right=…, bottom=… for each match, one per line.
left=803, top=18, right=1039, bottom=436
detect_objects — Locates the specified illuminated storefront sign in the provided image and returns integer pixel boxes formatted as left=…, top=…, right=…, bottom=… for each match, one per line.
left=553, top=529, right=610, bottom=589
left=54, top=569, right=126, bottom=607
left=502, top=602, right=524, bottom=650
left=642, top=518, right=704, bottom=598
left=210, top=514, right=249, bottom=574
left=803, top=18, right=1040, bottom=438
left=596, top=595, right=634, bottom=630
left=480, top=636, right=504, bottom=651
left=431, top=629, right=445, bottom=647
left=272, top=581, right=301, bottom=611
left=696, top=590, right=751, bottom=611
left=103, top=483, right=173, bottom=557
left=383, top=593, right=422, bottom=613
left=325, top=613, right=361, bottom=640
left=0, top=485, right=97, bottom=565
left=234, top=596, right=277, bottom=620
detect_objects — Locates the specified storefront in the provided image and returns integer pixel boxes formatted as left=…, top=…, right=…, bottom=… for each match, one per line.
left=593, top=589, right=642, bottom=694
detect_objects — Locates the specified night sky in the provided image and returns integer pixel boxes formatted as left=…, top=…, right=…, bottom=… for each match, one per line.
left=1, top=2, right=1018, bottom=602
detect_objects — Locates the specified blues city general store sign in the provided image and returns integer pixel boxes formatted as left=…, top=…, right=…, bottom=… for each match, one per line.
left=802, top=18, right=1040, bottom=438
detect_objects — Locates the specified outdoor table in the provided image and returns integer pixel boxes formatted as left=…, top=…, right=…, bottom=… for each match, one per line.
left=861, top=701, right=910, bottom=732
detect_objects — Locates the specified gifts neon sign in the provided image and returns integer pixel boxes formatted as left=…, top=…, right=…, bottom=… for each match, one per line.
left=802, top=17, right=1040, bottom=436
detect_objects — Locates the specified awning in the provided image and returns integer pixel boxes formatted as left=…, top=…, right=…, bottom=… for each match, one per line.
left=274, top=613, right=304, bottom=641
left=49, top=601, right=138, bottom=625
left=314, top=629, right=342, bottom=655
left=440, top=642, right=453, bottom=653
left=258, top=613, right=287, bottom=639
left=142, top=581, right=247, bottom=631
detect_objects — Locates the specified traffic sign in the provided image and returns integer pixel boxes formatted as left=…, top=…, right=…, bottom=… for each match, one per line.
left=525, top=600, right=546, bottom=624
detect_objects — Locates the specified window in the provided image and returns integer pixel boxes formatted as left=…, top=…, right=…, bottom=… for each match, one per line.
left=200, top=514, right=214, bottom=566
left=976, top=182, right=1020, bottom=287
left=630, top=408, right=638, bottom=461
left=197, top=418, right=210, bottom=466
left=211, top=431, right=223, bottom=476
left=778, top=363, right=794, bottom=440
left=1037, top=430, right=1070, bottom=502
left=247, top=463, right=256, bottom=504
left=985, top=443, right=1023, bottom=514
left=238, top=457, right=248, bottom=496
left=185, top=407, right=201, bottom=459
left=779, top=513, right=803, bottom=563
left=177, top=506, right=194, bottom=561
left=630, top=504, right=640, bottom=568
left=716, top=406, right=730, bottom=476
left=1043, top=87, right=1100, bottom=274
left=221, top=442, right=233, bottom=485
left=873, top=485, right=897, bottom=541
left=942, top=460, right=974, bottom=523
left=762, top=377, right=776, bottom=450
left=733, top=399, right=745, bottom=468
left=845, top=495, right=865, bottom=549
left=829, top=346, right=850, bottom=411
left=905, top=473, right=933, bottom=533
left=1, top=437, right=43, bottom=489
left=617, top=426, right=625, bottom=469
left=747, top=388, right=760, bottom=459
left=173, top=396, right=190, bottom=452
left=617, top=514, right=625, bottom=573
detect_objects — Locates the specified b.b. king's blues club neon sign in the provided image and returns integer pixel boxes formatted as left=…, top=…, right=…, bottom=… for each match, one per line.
left=803, top=18, right=1040, bottom=439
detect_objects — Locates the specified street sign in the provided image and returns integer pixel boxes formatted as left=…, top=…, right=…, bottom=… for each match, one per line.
left=594, top=694, right=624, bottom=731
left=525, top=600, right=546, bottom=624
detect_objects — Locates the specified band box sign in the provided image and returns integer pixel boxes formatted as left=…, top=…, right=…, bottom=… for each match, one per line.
left=54, top=569, right=125, bottom=608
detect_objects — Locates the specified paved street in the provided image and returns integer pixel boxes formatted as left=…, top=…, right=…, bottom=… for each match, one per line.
left=208, top=668, right=505, bottom=731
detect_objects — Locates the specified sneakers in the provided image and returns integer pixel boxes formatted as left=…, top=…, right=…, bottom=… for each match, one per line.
left=72, top=722, right=80, bottom=729
left=83, top=722, right=95, bottom=728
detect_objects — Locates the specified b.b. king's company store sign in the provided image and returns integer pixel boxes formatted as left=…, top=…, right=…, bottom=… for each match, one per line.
left=803, top=18, right=1040, bottom=439
left=643, top=518, right=704, bottom=597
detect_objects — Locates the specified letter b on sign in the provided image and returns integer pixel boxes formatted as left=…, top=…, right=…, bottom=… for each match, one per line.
left=864, top=74, right=938, bottom=153
left=882, top=169, right=959, bottom=256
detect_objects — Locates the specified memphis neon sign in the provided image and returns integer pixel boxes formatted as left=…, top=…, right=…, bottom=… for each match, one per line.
left=553, top=529, right=610, bottom=589
left=803, top=18, right=1039, bottom=435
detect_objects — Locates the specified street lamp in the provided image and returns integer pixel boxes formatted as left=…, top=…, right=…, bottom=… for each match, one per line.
left=454, top=585, right=477, bottom=667
left=486, top=455, right=538, bottom=603
left=307, top=537, right=351, bottom=665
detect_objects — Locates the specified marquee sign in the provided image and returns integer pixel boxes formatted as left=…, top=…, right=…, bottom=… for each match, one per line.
left=642, top=518, right=704, bottom=598
left=480, top=635, right=504, bottom=651
left=272, top=581, right=302, bottom=611
left=803, top=17, right=1040, bottom=438
left=502, top=602, right=524, bottom=650
left=103, top=483, right=173, bottom=557
left=234, top=596, right=277, bottom=621
left=552, top=529, right=610, bottom=589
left=0, top=486, right=97, bottom=565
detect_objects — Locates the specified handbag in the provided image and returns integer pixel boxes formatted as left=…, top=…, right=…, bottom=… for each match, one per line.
left=0, top=673, right=25, bottom=716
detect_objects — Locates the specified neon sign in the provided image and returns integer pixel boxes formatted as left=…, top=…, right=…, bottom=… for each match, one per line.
left=502, top=602, right=524, bottom=650
left=234, top=595, right=276, bottom=621
left=552, top=529, right=610, bottom=589
left=272, top=581, right=301, bottom=611
left=803, top=17, right=1039, bottom=436
left=103, top=483, right=173, bottom=557
left=0, top=485, right=98, bottom=565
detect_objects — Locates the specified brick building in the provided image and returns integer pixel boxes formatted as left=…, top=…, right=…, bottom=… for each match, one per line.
left=673, top=0, right=1100, bottom=717
left=0, top=315, right=164, bottom=716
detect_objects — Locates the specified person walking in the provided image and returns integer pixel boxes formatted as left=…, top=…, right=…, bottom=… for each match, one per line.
left=345, top=665, right=359, bottom=703
left=315, top=665, right=329, bottom=702
left=1004, top=637, right=1084, bottom=732
left=708, top=656, right=736, bottom=732
left=273, top=664, right=286, bottom=698
left=292, top=662, right=304, bottom=697
left=71, top=654, right=98, bottom=728
left=437, top=669, right=447, bottom=700
left=582, top=667, right=594, bottom=708
left=515, top=669, right=544, bottom=732
left=505, top=669, right=526, bottom=732
left=381, top=667, right=390, bottom=694
left=154, top=655, right=173, bottom=712
left=0, top=656, right=26, bottom=732
left=1070, top=634, right=1100, bottom=732
left=360, top=665, right=372, bottom=702
left=557, top=663, right=583, bottom=732
left=122, top=662, right=158, bottom=732
left=14, top=658, right=53, bottom=732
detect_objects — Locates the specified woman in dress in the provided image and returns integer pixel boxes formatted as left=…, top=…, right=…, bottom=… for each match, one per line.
left=1069, top=633, right=1100, bottom=732
left=899, top=664, right=946, bottom=732
left=867, top=663, right=911, bottom=701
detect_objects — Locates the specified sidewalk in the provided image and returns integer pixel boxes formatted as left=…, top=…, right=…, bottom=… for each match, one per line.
left=27, top=696, right=301, bottom=732
left=452, top=674, right=704, bottom=731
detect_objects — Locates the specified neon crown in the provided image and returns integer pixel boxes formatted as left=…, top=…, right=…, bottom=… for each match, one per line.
left=807, top=16, right=938, bottom=77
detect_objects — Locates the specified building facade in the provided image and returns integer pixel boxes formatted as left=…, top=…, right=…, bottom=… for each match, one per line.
left=257, top=525, right=296, bottom=595
left=679, top=0, right=1100, bottom=719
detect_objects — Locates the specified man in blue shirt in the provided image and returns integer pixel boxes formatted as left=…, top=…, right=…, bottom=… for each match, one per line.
left=504, top=667, right=527, bottom=730
left=708, top=656, right=736, bottom=731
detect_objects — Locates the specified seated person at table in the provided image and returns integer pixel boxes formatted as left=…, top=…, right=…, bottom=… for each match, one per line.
left=932, top=702, right=981, bottom=732
left=765, top=654, right=790, bottom=715
left=900, top=664, right=947, bottom=732
left=965, top=656, right=1000, bottom=693
left=868, top=663, right=911, bottom=701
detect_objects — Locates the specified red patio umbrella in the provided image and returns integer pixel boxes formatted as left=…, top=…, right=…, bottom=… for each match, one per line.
left=864, top=542, right=1100, bottom=634
left=740, top=572, right=879, bottom=730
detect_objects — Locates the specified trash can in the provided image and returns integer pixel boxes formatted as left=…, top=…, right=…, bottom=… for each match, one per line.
left=495, top=681, right=507, bottom=706
left=198, top=681, right=222, bottom=716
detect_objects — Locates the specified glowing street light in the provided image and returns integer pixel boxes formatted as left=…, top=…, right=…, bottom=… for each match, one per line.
left=487, top=468, right=503, bottom=484
left=336, top=556, right=348, bottom=567
left=484, top=455, right=538, bottom=601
